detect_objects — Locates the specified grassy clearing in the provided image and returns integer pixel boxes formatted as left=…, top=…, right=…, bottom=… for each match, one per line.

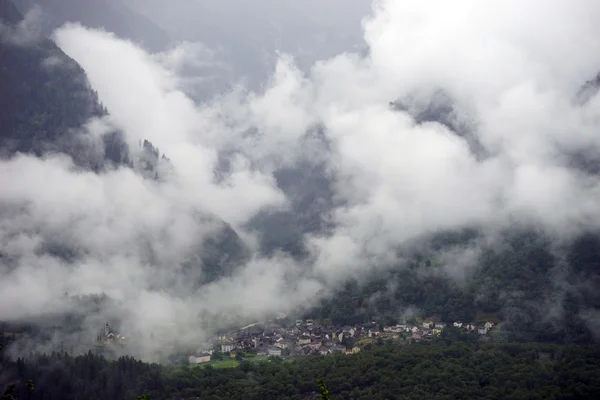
left=211, top=359, right=240, bottom=369
left=246, top=355, right=269, bottom=363
left=191, top=354, right=298, bottom=369
left=189, top=359, right=240, bottom=369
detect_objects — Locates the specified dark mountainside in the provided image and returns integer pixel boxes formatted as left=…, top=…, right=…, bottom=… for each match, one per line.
left=0, top=0, right=129, bottom=169
left=248, top=159, right=336, bottom=258
left=14, top=0, right=170, bottom=52
left=370, top=79, right=600, bottom=345
left=307, top=226, right=600, bottom=344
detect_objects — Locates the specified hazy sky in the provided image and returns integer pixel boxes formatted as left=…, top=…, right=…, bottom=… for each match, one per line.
left=2, top=0, right=600, bottom=359
left=123, top=0, right=372, bottom=93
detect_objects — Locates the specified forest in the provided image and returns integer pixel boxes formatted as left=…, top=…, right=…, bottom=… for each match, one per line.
left=3, top=340, right=600, bottom=400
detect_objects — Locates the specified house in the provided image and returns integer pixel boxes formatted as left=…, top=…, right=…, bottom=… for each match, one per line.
left=478, top=328, right=488, bottom=335
left=295, top=319, right=303, bottom=326
left=268, top=346, right=282, bottom=357
left=318, top=345, right=329, bottom=356
left=453, top=322, right=463, bottom=328
left=422, top=321, right=433, bottom=329
left=434, top=323, right=446, bottom=329
left=484, top=321, right=495, bottom=330
left=221, top=342, right=236, bottom=353
left=466, top=323, right=477, bottom=331
left=342, top=326, right=356, bottom=337
left=367, top=329, right=379, bottom=338
left=432, top=328, right=442, bottom=336
left=297, top=335, right=311, bottom=345
left=306, top=319, right=314, bottom=326
left=216, top=333, right=228, bottom=342
left=189, top=353, right=211, bottom=364
left=195, top=348, right=213, bottom=356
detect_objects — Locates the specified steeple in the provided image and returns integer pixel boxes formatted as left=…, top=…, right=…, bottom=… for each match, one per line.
left=105, top=322, right=110, bottom=336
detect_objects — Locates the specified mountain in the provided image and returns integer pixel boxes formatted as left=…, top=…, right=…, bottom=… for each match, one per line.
left=13, top=0, right=170, bottom=52
left=0, top=0, right=248, bottom=289
left=306, top=225, right=600, bottom=344
left=0, top=0, right=131, bottom=168
left=575, top=72, right=600, bottom=105
left=248, top=159, right=336, bottom=257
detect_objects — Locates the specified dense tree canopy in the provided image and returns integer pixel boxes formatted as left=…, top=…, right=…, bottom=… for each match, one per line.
left=2, top=341, right=600, bottom=400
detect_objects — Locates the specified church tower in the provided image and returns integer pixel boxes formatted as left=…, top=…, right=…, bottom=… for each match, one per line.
left=105, top=323, right=110, bottom=337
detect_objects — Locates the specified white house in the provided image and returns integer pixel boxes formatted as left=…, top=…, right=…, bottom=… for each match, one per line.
left=189, top=353, right=211, bottom=364
left=434, top=323, right=446, bottom=329
left=422, top=321, right=433, bottom=329
left=275, top=338, right=290, bottom=349
left=484, top=321, right=495, bottom=330
left=268, top=346, right=282, bottom=357
left=453, top=322, right=463, bottom=328
left=221, top=342, right=236, bottom=353
left=216, top=333, right=228, bottom=342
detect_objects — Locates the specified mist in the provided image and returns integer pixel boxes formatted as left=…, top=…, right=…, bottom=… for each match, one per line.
left=2, top=0, right=600, bottom=360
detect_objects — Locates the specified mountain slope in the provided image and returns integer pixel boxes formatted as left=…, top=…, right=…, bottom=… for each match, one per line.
left=0, top=0, right=130, bottom=168
left=0, top=0, right=248, bottom=289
